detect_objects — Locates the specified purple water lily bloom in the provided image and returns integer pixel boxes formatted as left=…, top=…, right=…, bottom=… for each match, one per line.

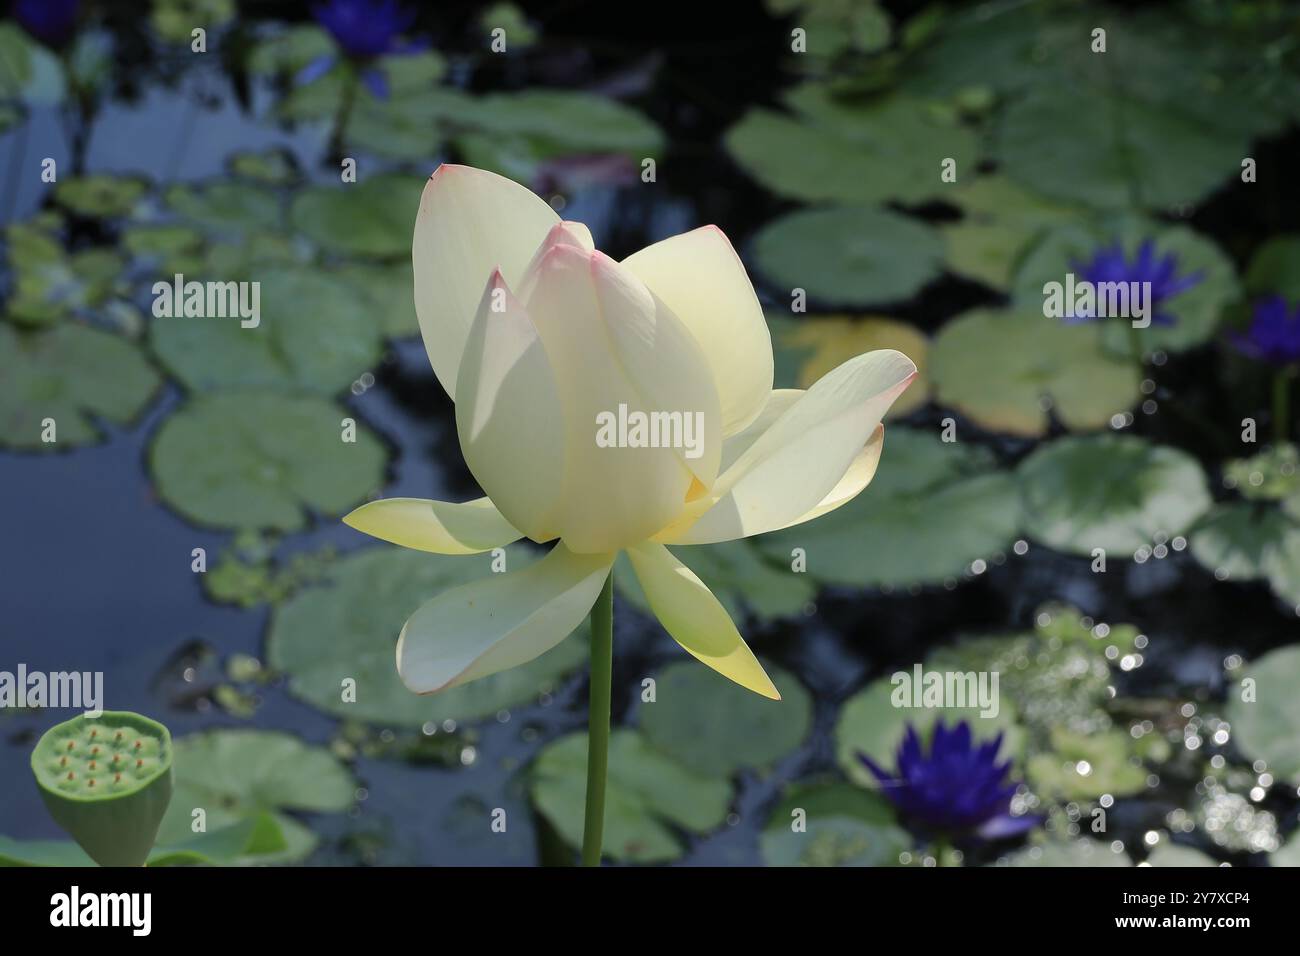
left=1231, top=296, right=1300, bottom=367
left=297, top=0, right=428, bottom=100
left=12, top=0, right=79, bottom=49
left=1067, top=238, right=1204, bottom=326
left=858, top=720, right=1038, bottom=841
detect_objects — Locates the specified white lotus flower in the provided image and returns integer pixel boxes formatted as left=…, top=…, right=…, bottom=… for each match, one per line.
left=344, top=164, right=916, bottom=700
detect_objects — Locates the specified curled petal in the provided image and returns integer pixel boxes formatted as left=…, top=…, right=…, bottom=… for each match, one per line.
left=626, top=542, right=779, bottom=699
left=343, top=496, right=521, bottom=555
left=662, top=350, right=916, bottom=545
left=397, top=543, right=613, bottom=694
left=455, top=271, right=567, bottom=543
left=622, top=226, right=774, bottom=435
left=412, top=164, right=559, bottom=397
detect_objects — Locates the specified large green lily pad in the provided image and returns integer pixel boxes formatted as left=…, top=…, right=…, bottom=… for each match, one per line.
left=751, top=205, right=943, bottom=306
left=1226, top=645, right=1300, bottom=786
left=289, top=173, right=425, bottom=258
left=164, top=182, right=283, bottom=236
left=149, top=390, right=387, bottom=530
left=1011, top=218, right=1239, bottom=355
left=155, top=730, right=356, bottom=864
left=1016, top=434, right=1212, bottom=556
left=150, top=265, right=382, bottom=394
left=0, top=323, right=161, bottom=451
left=267, top=545, right=589, bottom=727
left=637, top=661, right=812, bottom=776
left=726, top=83, right=976, bottom=206
left=760, top=780, right=909, bottom=867
left=931, top=308, right=1140, bottom=437
left=757, top=427, right=1021, bottom=588
left=530, top=730, right=732, bottom=863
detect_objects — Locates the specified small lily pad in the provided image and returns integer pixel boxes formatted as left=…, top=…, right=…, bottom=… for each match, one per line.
left=123, top=224, right=207, bottom=275
left=1026, top=727, right=1148, bottom=801
left=1016, top=434, right=1212, bottom=556
left=1011, top=218, right=1239, bottom=355
left=149, top=265, right=383, bottom=394
left=834, top=673, right=1025, bottom=789
left=151, top=0, right=235, bottom=44
left=267, top=545, right=589, bottom=727
left=54, top=174, right=150, bottom=218
left=637, top=661, right=812, bottom=776
left=227, top=147, right=299, bottom=186
left=1224, top=444, right=1300, bottom=502
left=757, top=427, right=1020, bottom=588
left=1244, top=236, right=1300, bottom=303
left=5, top=218, right=126, bottom=325
left=768, top=314, right=929, bottom=416
left=289, top=173, right=425, bottom=258
left=155, top=729, right=356, bottom=864
left=0, top=323, right=161, bottom=451
left=931, top=308, right=1140, bottom=437
left=1189, top=503, right=1297, bottom=586
left=751, top=205, right=943, bottom=307
left=1226, top=645, right=1300, bottom=785
left=760, top=780, right=909, bottom=867
left=530, top=730, right=731, bottom=863
left=148, top=390, right=387, bottom=531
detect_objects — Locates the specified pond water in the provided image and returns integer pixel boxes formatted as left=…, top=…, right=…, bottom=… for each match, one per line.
left=2, top=1, right=1299, bottom=867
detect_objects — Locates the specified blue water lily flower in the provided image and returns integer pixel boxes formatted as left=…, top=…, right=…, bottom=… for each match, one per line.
left=12, top=0, right=79, bottom=49
left=859, top=720, right=1037, bottom=840
left=1068, top=238, right=1205, bottom=326
left=297, top=0, right=428, bottom=100
left=1231, top=296, right=1300, bottom=366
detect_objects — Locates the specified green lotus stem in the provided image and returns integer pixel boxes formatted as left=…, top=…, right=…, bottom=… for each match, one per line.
left=328, top=67, right=358, bottom=163
left=581, top=570, right=614, bottom=867
left=1274, top=367, right=1295, bottom=445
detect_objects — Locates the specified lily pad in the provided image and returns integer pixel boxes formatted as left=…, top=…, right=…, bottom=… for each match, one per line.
left=455, top=90, right=663, bottom=158
left=615, top=540, right=814, bottom=623
left=726, top=83, right=976, bottom=206
left=1145, top=844, right=1218, bottom=867
left=337, top=260, right=418, bottom=338
left=267, top=545, right=589, bottom=727
left=149, top=265, right=382, bottom=394
left=1003, top=838, right=1131, bottom=867
left=1011, top=218, right=1239, bottom=355
left=155, top=730, right=356, bottom=864
left=0, top=814, right=287, bottom=867
left=148, top=390, right=387, bottom=531
left=54, top=174, right=150, bottom=218
left=530, top=730, right=731, bottom=863
left=1189, top=503, right=1297, bottom=585
left=637, top=661, right=812, bottom=776
left=228, top=148, right=299, bottom=186
left=757, top=427, right=1021, bottom=588
left=768, top=314, right=930, bottom=416
left=1224, top=444, right=1300, bottom=502
left=150, top=0, right=235, bottom=44
left=0, top=24, right=65, bottom=105
left=164, top=181, right=283, bottom=237
left=751, top=205, right=943, bottom=306
left=0, top=323, right=161, bottom=450
left=931, top=308, right=1140, bottom=437
left=123, top=224, right=207, bottom=275
left=941, top=175, right=1082, bottom=290
left=760, top=780, right=909, bottom=867
left=1016, top=434, right=1212, bottom=556
left=1026, top=727, right=1148, bottom=801
left=289, top=173, right=425, bottom=258
left=1226, top=644, right=1300, bottom=785
left=834, top=673, right=1025, bottom=789
left=5, top=218, right=126, bottom=325
left=1245, top=236, right=1300, bottom=304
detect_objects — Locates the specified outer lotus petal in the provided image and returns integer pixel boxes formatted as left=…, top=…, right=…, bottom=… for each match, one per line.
left=626, top=542, right=779, bottom=699
left=590, top=251, right=722, bottom=488
left=522, top=244, right=694, bottom=553
left=663, top=350, right=916, bottom=545
left=455, top=271, right=566, bottom=543
left=622, top=226, right=773, bottom=435
left=779, top=423, right=885, bottom=529
left=342, top=497, right=521, bottom=555
left=412, top=164, right=559, bottom=397
left=397, top=543, right=613, bottom=694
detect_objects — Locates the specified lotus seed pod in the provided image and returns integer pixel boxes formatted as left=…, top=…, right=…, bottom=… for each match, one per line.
left=30, top=711, right=173, bottom=867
